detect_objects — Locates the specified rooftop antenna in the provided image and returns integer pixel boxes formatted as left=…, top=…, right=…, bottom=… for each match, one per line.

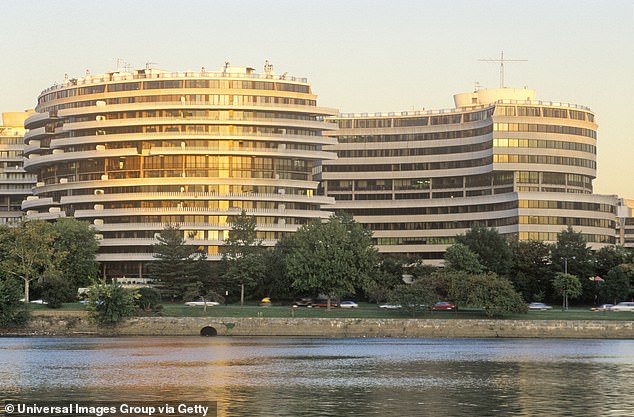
left=478, top=51, right=527, bottom=88
left=116, top=58, right=126, bottom=71
left=145, top=62, right=157, bottom=70
left=115, top=58, right=133, bottom=72
left=264, top=60, right=274, bottom=74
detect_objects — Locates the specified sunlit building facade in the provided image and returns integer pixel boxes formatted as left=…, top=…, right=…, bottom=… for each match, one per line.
left=0, top=111, right=37, bottom=226
left=321, top=88, right=617, bottom=264
left=23, top=64, right=337, bottom=278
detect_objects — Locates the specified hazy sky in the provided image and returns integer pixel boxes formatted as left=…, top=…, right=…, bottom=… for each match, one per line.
left=2, top=0, right=633, bottom=197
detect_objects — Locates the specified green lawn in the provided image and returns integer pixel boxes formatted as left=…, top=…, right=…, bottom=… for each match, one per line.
left=27, top=301, right=634, bottom=321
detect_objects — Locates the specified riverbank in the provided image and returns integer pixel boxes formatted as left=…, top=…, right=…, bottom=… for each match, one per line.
left=1, top=311, right=633, bottom=338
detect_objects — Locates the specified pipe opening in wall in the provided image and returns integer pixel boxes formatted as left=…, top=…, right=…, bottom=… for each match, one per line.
left=200, top=326, right=218, bottom=337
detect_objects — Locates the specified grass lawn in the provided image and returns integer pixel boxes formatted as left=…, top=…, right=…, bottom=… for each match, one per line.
left=28, top=301, right=634, bottom=321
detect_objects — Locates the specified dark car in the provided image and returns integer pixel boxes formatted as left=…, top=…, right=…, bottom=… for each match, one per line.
left=432, top=301, right=455, bottom=311
left=292, top=298, right=313, bottom=307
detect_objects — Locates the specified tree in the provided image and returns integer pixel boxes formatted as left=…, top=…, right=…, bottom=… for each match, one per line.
left=456, top=226, right=512, bottom=276
left=593, top=246, right=629, bottom=277
left=406, top=260, right=438, bottom=280
left=286, top=212, right=378, bottom=308
left=52, top=218, right=99, bottom=296
left=552, top=272, right=583, bottom=310
left=551, top=226, right=594, bottom=303
left=448, top=272, right=527, bottom=317
left=552, top=227, right=593, bottom=271
left=261, top=237, right=297, bottom=300
left=221, top=210, right=267, bottom=304
left=0, top=276, right=27, bottom=326
left=389, top=279, right=438, bottom=317
left=0, top=221, right=59, bottom=304
left=365, top=254, right=409, bottom=303
left=444, top=243, right=484, bottom=274
left=38, top=271, right=70, bottom=308
left=85, top=280, right=137, bottom=325
left=601, top=265, right=631, bottom=304
left=509, top=239, right=554, bottom=302
left=148, top=225, right=201, bottom=301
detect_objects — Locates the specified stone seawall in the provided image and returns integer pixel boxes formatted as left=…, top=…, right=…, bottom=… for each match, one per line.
left=2, top=312, right=633, bottom=339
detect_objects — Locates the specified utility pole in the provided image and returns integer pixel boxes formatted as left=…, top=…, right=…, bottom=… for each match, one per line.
left=478, top=51, right=528, bottom=88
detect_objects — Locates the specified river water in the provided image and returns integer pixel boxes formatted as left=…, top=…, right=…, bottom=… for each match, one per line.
left=1, top=337, right=633, bottom=416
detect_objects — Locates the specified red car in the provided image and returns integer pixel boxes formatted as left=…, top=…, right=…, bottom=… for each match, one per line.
left=311, top=299, right=339, bottom=308
left=432, top=301, right=455, bottom=311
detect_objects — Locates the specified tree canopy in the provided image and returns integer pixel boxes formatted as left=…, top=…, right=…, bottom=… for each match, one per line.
left=456, top=226, right=513, bottom=276
left=52, top=218, right=99, bottom=292
left=149, top=225, right=206, bottom=300
left=509, top=239, right=554, bottom=302
left=221, top=210, right=267, bottom=302
left=0, top=221, right=59, bottom=303
left=285, top=212, right=378, bottom=306
left=444, top=243, right=484, bottom=274
left=389, top=279, right=438, bottom=317
left=448, top=272, right=527, bottom=317
left=552, top=272, right=583, bottom=310
left=601, top=265, right=632, bottom=304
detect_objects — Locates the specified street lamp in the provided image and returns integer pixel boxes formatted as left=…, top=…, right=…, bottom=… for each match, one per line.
left=563, top=256, right=576, bottom=275
left=561, top=256, right=576, bottom=310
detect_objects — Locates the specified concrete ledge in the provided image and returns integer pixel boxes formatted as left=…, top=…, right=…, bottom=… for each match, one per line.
left=1, top=312, right=633, bottom=339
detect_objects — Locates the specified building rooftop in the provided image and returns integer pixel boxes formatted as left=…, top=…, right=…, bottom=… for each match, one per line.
left=40, top=63, right=308, bottom=97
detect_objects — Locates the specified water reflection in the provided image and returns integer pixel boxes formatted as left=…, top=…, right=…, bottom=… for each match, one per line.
left=1, top=337, right=633, bottom=416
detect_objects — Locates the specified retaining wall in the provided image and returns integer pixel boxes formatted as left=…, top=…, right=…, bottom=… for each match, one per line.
left=2, top=312, right=633, bottom=339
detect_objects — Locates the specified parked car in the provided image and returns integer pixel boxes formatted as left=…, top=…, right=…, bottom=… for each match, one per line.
left=378, top=304, right=402, bottom=309
left=311, top=299, right=338, bottom=308
left=184, top=298, right=219, bottom=307
left=292, top=298, right=313, bottom=307
left=590, top=304, right=614, bottom=311
left=340, top=301, right=359, bottom=309
left=528, top=302, right=552, bottom=311
left=610, top=302, right=634, bottom=312
left=432, top=301, right=455, bottom=311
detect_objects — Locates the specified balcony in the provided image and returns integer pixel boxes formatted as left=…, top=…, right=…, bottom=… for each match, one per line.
left=60, top=191, right=334, bottom=205
left=73, top=206, right=330, bottom=219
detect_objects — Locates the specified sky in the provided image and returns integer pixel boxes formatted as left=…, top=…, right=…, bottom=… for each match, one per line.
left=2, top=0, right=633, bottom=197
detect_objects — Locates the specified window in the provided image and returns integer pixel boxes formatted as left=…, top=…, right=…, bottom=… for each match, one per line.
left=516, top=106, right=541, bottom=117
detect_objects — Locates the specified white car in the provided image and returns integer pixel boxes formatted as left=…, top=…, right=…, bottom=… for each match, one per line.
left=378, top=304, right=401, bottom=309
left=340, top=301, right=359, bottom=309
left=528, top=302, right=552, bottom=311
left=184, top=298, right=220, bottom=307
left=610, top=302, right=634, bottom=312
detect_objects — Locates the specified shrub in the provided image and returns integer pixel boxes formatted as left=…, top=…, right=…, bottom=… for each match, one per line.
left=85, top=280, right=137, bottom=325
left=135, top=287, right=163, bottom=314
left=38, top=272, right=72, bottom=309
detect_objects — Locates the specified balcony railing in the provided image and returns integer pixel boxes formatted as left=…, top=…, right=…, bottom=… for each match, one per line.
left=40, top=69, right=311, bottom=96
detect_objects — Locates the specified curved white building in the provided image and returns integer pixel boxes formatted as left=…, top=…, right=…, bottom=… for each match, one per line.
left=24, top=64, right=337, bottom=278
left=0, top=111, right=37, bottom=226
left=322, top=88, right=616, bottom=264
